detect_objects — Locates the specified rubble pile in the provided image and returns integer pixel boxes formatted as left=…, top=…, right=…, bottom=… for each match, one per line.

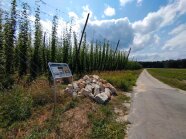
left=64, top=75, right=117, bottom=104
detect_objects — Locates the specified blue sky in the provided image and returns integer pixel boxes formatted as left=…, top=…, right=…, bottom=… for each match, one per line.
left=1, top=0, right=186, bottom=61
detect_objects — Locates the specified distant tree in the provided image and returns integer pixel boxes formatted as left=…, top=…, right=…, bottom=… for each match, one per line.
left=94, top=41, right=98, bottom=70
left=0, top=8, right=6, bottom=90
left=30, top=6, right=42, bottom=79
left=89, top=41, right=94, bottom=71
left=80, top=33, right=86, bottom=73
left=62, top=32, right=69, bottom=63
left=72, top=32, right=78, bottom=73
left=101, top=40, right=106, bottom=70
left=4, top=0, right=17, bottom=75
left=51, top=15, right=57, bottom=62
left=18, top=3, right=29, bottom=77
left=42, top=32, right=47, bottom=72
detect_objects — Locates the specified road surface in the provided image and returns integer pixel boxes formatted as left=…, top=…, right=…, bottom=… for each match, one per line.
left=128, top=69, right=186, bottom=139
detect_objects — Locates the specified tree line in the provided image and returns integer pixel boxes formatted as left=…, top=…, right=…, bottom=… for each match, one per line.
left=140, top=59, right=186, bottom=68
left=0, top=0, right=141, bottom=90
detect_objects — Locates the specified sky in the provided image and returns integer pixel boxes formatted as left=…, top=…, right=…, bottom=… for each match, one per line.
left=1, top=0, right=186, bottom=61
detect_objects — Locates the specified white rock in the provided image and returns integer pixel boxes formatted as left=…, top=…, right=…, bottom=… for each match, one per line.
left=78, top=79, right=83, bottom=83
left=88, top=93, right=95, bottom=100
left=85, top=84, right=93, bottom=92
left=95, top=93, right=109, bottom=104
left=81, top=88, right=91, bottom=96
left=91, top=83, right=100, bottom=89
left=94, top=87, right=100, bottom=96
left=72, top=92, right=77, bottom=98
left=98, top=82, right=105, bottom=92
left=104, top=88, right=111, bottom=98
left=93, top=75, right=99, bottom=80
left=105, top=83, right=117, bottom=95
left=86, top=79, right=91, bottom=84
left=83, top=75, right=89, bottom=80
left=72, top=82, right=78, bottom=89
left=79, top=82, right=85, bottom=89
left=67, top=84, right=73, bottom=90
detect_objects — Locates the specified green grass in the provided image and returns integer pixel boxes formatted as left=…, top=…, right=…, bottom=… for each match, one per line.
left=88, top=102, right=126, bottom=139
left=148, top=68, right=186, bottom=90
left=96, top=70, right=141, bottom=91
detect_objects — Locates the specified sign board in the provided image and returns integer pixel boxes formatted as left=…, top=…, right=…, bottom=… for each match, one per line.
left=48, top=62, right=72, bottom=79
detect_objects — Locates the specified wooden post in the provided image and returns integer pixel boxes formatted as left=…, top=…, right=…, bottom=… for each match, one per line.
left=76, top=13, right=90, bottom=73
left=114, top=40, right=120, bottom=56
left=78, top=13, right=90, bottom=53
left=127, top=48, right=131, bottom=60
left=53, top=79, right=57, bottom=115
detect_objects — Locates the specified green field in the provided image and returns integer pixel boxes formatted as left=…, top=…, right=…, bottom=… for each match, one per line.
left=148, top=68, right=186, bottom=90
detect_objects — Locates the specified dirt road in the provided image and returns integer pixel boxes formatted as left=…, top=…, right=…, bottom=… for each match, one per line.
left=128, top=69, right=186, bottom=139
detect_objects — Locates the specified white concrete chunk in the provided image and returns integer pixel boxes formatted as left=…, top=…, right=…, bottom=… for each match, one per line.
left=95, top=93, right=109, bottom=104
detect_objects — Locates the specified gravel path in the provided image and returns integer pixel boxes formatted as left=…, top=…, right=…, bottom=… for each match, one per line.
left=128, top=69, right=186, bottom=139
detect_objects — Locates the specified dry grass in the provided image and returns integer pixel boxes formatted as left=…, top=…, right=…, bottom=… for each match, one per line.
left=0, top=70, right=140, bottom=138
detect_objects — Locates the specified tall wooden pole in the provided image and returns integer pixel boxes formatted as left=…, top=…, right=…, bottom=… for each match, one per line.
left=114, top=40, right=120, bottom=56
left=77, top=13, right=90, bottom=73
left=127, top=48, right=131, bottom=60
left=78, top=13, right=90, bottom=53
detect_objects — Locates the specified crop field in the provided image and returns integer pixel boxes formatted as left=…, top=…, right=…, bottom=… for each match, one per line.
left=148, top=68, right=186, bottom=91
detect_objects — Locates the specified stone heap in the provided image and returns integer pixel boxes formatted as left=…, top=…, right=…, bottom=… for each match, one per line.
left=64, top=75, right=117, bottom=104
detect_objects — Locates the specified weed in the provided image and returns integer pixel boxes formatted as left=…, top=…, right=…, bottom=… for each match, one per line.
left=0, top=86, right=33, bottom=127
left=88, top=105, right=125, bottom=139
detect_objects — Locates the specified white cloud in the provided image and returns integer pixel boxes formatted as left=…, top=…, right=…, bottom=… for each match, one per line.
left=104, top=6, right=116, bottom=17
left=132, top=33, right=160, bottom=52
left=68, top=11, right=79, bottom=20
left=137, top=0, right=143, bottom=6
left=132, top=0, right=186, bottom=34
left=82, top=5, right=93, bottom=19
left=119, top=0, right=143, bottom=6
left=163, top=29, right=186, bottom=50
left=119, top=0, right=132, bottom=6
left=169, top=23, right=186, bottom=35
left=130, top=0, right=186, bottom=60
left=86, top=18, right=134, bottom=47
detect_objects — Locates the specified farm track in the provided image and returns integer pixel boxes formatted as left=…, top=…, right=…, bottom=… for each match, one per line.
left=128, top=69, right=186, bottom=139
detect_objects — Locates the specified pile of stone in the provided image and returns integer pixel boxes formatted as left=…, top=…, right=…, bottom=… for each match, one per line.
left=64, top=75, right=117, bottom=104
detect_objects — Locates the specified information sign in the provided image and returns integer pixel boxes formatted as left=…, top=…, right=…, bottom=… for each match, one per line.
left=48, top=62, right=72, bottom=79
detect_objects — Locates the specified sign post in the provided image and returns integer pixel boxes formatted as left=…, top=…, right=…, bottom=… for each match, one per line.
left=48, top=62, right=72, bottom=113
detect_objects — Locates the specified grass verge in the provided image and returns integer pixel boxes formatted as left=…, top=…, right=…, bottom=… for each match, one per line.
left=0, top=70, right=141, bottom=138
left=148, top=68, right=186, bottom=90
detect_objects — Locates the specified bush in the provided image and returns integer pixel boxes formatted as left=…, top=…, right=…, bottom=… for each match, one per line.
left=0, top=86, right=33, bottom=127
left=126, top=61, right=142, bottom=70
left=0, top=75, right=14, bottom=90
